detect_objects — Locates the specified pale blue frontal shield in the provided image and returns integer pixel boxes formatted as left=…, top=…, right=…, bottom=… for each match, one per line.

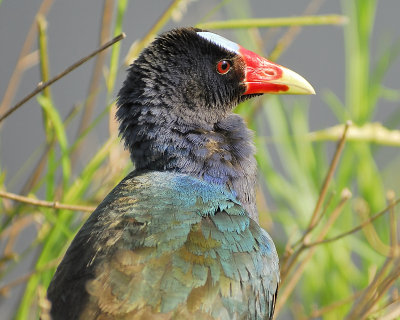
left=197, top=32, right=240, bottom=54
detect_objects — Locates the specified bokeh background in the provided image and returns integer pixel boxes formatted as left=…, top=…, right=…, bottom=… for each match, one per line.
left=1, top=0, right=400, bottom=319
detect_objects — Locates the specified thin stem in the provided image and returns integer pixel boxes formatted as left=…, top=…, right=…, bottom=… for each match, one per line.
left=0, top=33, right=126, bottom=123
left=305, top=198, right=400, bottom=248
left=0, top=0, right=54, bottom=119
left=279, top=121, right=351, bottom=278
left=124, top=0, right=184, bottom=64
left=0, top=258, right=60, bottom=296
left=2, top=215, right=35, bottom=259
left=308, top=122, right=400, bottom=147
left=308, top=290, right=362, bottom=319
left=196, top=15, right=348, bottom=30
left=0, top=190, right=95, bottom=212
left=298, top=121, right=352, bottom=245
left=355, top=200, right=394, bottom=256
left=269, top=0, right=325, bottom=61
left=345, top=258, right=394, bottom=319
left=276, top=189, right=351, bottom=314
left=387, top=190, right=399, bottom=256
left=76, top=0, right=114, bottom=141
left=37, top=15, right=52, bottom=99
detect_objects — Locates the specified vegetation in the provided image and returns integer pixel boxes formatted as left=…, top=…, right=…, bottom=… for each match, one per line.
left=0, top=0, right=399, bottom=319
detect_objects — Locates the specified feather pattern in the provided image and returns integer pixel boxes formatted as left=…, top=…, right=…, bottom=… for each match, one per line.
left=48, top=171, right=279, bottom=320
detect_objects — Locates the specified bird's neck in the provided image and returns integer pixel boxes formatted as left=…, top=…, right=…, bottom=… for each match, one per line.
left=127, top=111, right=258, bottom=220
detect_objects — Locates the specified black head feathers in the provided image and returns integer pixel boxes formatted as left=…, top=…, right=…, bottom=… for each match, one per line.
left=117, top=28, right=247, bottom=129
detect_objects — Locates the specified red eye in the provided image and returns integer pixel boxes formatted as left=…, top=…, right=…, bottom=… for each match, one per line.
left=216, top=60, right=231, bottom=74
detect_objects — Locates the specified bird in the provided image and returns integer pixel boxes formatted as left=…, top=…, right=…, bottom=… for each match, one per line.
left=47, top=27, right=314, bottom=320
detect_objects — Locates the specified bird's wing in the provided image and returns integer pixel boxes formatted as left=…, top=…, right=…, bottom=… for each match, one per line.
left=47, top=171, right=279, bottom=320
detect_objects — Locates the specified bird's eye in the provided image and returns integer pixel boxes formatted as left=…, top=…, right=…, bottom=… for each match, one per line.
left=216, top=60, right=232, bottom=74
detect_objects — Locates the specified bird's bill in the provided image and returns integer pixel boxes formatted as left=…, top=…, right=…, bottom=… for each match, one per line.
left=239, top=46, right=315, bottom=96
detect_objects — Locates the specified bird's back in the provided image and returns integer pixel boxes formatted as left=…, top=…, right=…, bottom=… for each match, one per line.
left=47, top=171, right=279, bottom=320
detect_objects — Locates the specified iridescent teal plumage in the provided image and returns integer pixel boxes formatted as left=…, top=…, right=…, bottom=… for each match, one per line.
left=48, top=172, right=278, bottom=319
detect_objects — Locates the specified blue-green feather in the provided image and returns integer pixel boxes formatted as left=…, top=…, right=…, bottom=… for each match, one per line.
left=48, top=171, right=279, bottom=319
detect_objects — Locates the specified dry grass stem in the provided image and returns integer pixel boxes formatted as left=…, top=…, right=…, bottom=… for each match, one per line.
left=345, top=258, right=400, bottom=319
left=0, top=0, right=54, bottom=119
left=308, top=290, right=362, bottom=319
left=0, top=190, right=95, bottom=212
left=379, top=301, right=400, bottom=320
left=269, top=0, right=325, bottom=61
left=304, top=121, right=352, bottom=235
left=20, top=142, right=53, bottom=195
left=124, top=0, right=183, bottom=64
left=2, top=215, right=36, bottom=258
left=38, top=285, right=52, bottom=320
left=306, top=198, right=400, bottom=248
left=0, top=258, right=60, bottom=297
left=276, top=189, right=351, bottom=315
left=387, top=190, right=399, bottom=256
left=75, top=0, right=114, bottom=146
left=356, top=200, right=394, bottom=256
left=0, top=33, right=125, bottom=123
left=281, top=122, right=352, bottom=280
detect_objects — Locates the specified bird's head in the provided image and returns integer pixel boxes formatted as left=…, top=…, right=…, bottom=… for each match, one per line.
left=117, top=28, right=315, bottom=151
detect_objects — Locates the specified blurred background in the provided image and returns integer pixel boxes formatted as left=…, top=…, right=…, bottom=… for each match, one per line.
left=0, top=0, right=399, bottom=319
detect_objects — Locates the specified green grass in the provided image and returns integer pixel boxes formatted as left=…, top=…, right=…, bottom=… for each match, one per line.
left=0, top=0, right=399, bottom=319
